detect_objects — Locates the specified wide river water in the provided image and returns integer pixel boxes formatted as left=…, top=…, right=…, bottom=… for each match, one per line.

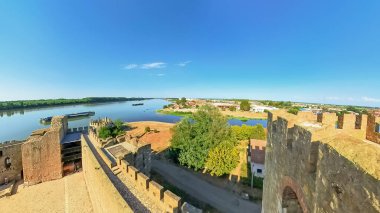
left=0, top=99, right=267, bottom=142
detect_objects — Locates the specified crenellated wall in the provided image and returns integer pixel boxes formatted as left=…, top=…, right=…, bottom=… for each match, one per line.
left=81, top=134, right=132, bottom=213
left=83, top=131, right=182, bottom=213
left=262, top=112, right=380, bottom=213
left=120, top=159, right=182, bottom=213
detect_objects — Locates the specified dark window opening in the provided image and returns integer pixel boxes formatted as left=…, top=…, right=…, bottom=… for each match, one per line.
left=257, top=169, right=262, bottom=173
left=5, top=157, right=11, bottom=169
left=0, top=150, right=3, bottom=157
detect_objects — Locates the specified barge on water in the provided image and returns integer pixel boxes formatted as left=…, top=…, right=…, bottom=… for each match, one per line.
left=132, top=103, right=144, bottom=106
left=40, top=111, right=95, bottom=123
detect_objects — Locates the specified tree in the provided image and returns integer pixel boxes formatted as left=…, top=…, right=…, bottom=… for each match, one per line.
left=171, top=105, right=237, bottom=171
left=180, top=97, right=187, bottom=105
left=229, top=106, right=237, bottom=111
left=98, top=119, right=126, bottom=139
left=287, top=107, right=300, bottom=115
left=240, top=100, right=251, bottom=111
left=98, top=127, right=112, bottom=139
left=145, top=126, right=151, bottom=132
left=205, top=142, right=239, bottom=176
left=231, top=124, right=266, bottom=140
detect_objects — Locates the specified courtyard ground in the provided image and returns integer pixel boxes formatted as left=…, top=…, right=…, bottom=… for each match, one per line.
left=127, top=121, right=174, bottom=152
left=0, top=172, right=93, bottom=213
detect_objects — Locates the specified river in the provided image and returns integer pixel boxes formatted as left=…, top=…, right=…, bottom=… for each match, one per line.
left=0, top=99, right=267, bottom=142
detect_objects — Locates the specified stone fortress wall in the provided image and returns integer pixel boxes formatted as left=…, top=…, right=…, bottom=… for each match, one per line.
left=81, top=134, right=133, bottom=213
left=262, top=111, right=380, bottom=213
left=21, top=116, right=68, bottom=185
left=0, top=140, right=24, bottom=185
left=85, top=119, right=182, bottom=213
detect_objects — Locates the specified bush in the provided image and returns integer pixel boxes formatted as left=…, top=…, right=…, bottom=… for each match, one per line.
left=98, top=119, right=126, bottom=139
left=145, top=126, right=151, bottom=132
left=229, top=106, right=237, bottom=111
left=287, top=107, right=300, bottom=115
left=240, top=100, right=251, bottom=111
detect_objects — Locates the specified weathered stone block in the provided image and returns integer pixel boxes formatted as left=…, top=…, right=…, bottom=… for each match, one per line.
left=164, top=190, right=181, bottom=213
left=127, top=166, right=138, bottom=180
left=149, top=180, right=164, bottom=202
left=137, top=172, right=149, bottom=191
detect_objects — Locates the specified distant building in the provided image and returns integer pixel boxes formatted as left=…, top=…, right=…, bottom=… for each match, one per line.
left=251, top=105, right=277, bottom=113
left=249, top=139, right=266, bottom=178
left=211, top=102, right=239, bottom=110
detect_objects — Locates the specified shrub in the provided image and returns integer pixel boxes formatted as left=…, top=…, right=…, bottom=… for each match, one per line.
left=240, top=100, right=251, bottom=111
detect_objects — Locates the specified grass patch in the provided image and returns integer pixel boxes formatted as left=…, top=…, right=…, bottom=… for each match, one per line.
left=227, top=115, right=267, bottom=121
left=240, top=162, right=264, bottom=189
left=156, top=109, right=193, bottom=116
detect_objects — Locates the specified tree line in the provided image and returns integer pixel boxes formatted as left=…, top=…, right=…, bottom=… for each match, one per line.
left=0, top=97, right=150, bottom=111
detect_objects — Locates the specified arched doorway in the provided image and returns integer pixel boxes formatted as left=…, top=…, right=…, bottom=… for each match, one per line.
left=282, top=186, right=303, bottom=213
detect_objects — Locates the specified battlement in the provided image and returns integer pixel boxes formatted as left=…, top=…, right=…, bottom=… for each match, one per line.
left=121, top=160, right=182, bottom=212
left=83, top=132, right=182, bottom=212
left=268, top=111, right=380, bottom=180
left=66, top=126, right=89, bottom=134
left=0, top=140, right=25, bottom=147
left=263, top=111, right=380, bottom=212
left=89, top=117, right=113, bottom=129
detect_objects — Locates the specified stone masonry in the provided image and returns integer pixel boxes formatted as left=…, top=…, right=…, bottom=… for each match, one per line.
left=21, top=116, right=68, bottom=185
left=262, top=111, right=380, bottom=213
left=0, top=140, right=24, bottom=185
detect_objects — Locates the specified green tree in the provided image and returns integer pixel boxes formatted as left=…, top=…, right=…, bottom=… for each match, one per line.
left=205, top=142, right=239, bottom=176
left=98, top=127, right=112, bottom=139
left=229, top=106, right=237, bottom=111
left=231, top=124, right=266, bottom=140
left=287, top=107, right=300, bottom=115
left=171, top=105, right=237, bottom=170
left=240, top=100, right=251, bottom=111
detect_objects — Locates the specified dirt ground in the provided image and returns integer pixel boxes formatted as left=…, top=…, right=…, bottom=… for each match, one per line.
left=127, top=121, right=175, bottom=152
left=0, top=172, right=93, bottom=213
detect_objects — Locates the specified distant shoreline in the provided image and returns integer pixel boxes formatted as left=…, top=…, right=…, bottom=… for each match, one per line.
left=0, top=97, right=153, bottom=111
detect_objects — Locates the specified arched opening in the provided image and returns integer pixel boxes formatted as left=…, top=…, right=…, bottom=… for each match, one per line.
left=282, top=186, right=303, bottom=213
left=4, top=157, right=11, bottom=169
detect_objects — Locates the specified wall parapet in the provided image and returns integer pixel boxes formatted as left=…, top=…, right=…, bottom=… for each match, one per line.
left=81, top=134, right=132, bottom=213
left=120, top=158, right=182, bottom=212
left=263, top=111, right=380, bottom=213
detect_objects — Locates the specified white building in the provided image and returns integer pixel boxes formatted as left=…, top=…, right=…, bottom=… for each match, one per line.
left=249, top=139, right=266, bottom=178
left=251, top=105, right=278, bottom=113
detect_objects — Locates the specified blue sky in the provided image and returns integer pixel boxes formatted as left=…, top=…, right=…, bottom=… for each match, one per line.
left=0, top=1, right=379, bottom=107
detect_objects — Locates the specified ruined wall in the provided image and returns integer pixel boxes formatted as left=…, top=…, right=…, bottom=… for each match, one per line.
left=262, top=112, right=380, bottom=213
left=81, top=135, right=132, bottom=213
left=0, top=141, right=24, bottom=184
left=21, top=116, right=66, bottom=185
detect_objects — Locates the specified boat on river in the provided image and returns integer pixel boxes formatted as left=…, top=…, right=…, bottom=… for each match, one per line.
left=132, top=103, right=144, bottom=106
left=40, top=111, right=95, bottom=123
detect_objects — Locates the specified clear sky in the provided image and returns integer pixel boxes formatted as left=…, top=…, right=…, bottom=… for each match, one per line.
left=1, top=1, right=379, bottom=107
